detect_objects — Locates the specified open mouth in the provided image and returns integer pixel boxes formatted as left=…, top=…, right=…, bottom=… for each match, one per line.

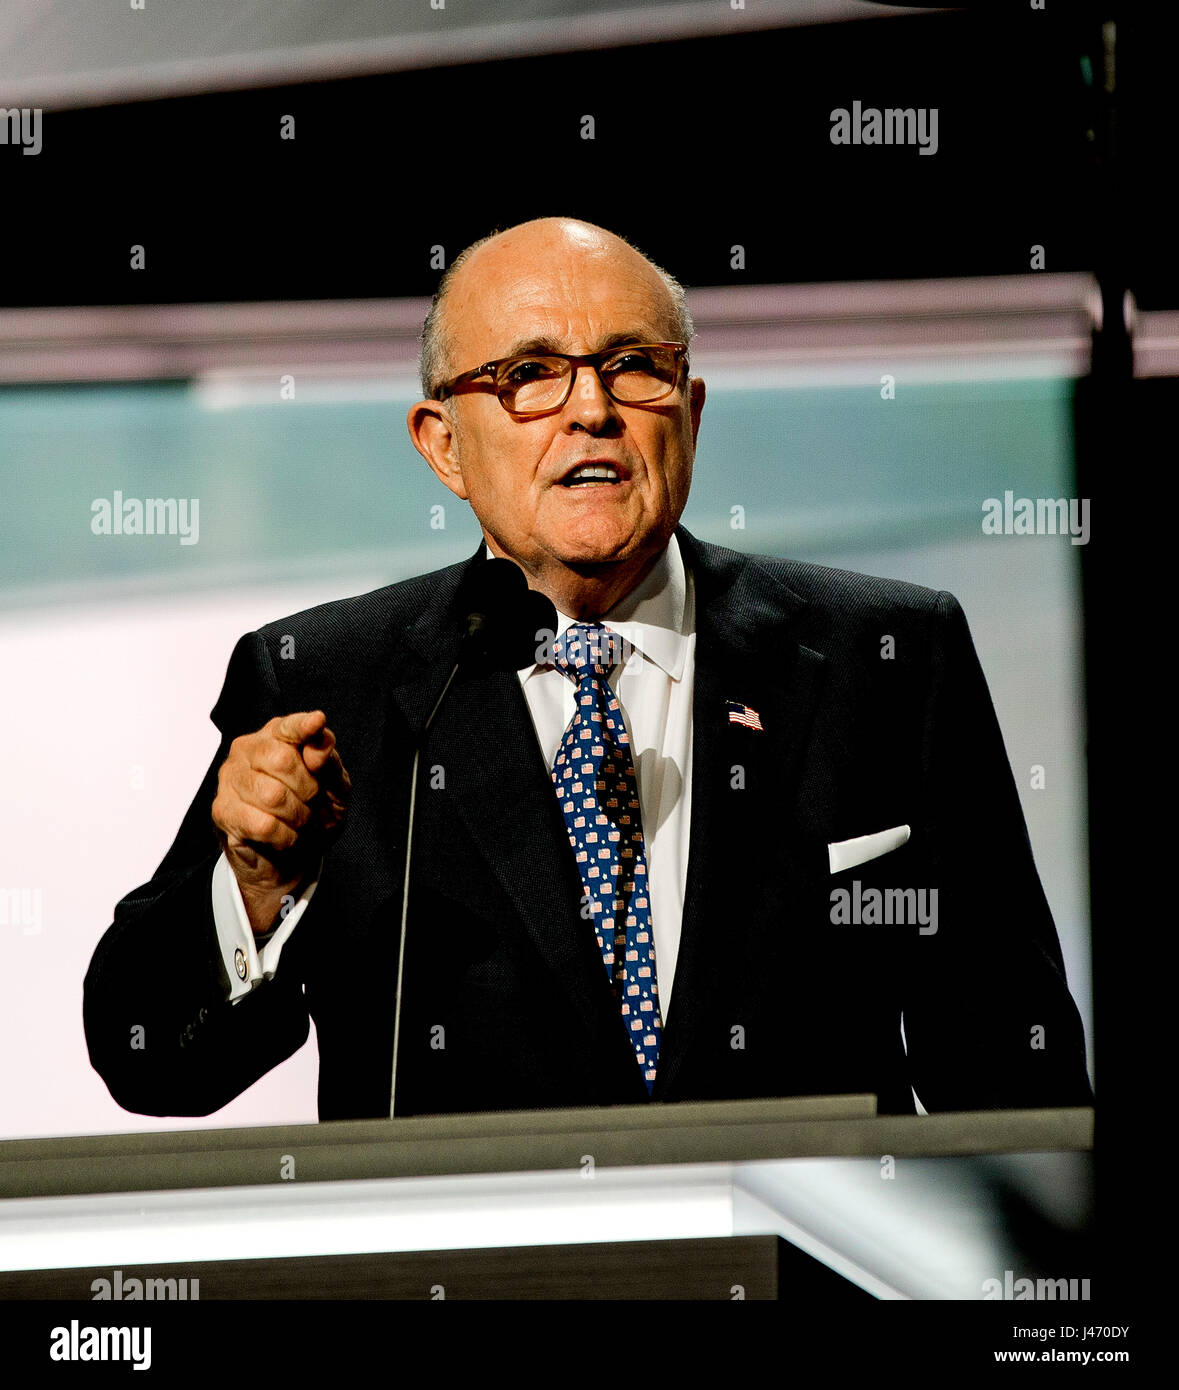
left=559, top=464, right=624, bottom=487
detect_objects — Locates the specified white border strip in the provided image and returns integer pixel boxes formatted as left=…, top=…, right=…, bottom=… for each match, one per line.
left=0, top=1164, right=740, bottom=1272
left=5, top=2, right=954, bottom=112
left=0, top=273, right=1099, bottom=386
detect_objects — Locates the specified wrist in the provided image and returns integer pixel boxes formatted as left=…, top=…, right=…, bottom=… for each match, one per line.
left=237, top=879, right=302, bottom=936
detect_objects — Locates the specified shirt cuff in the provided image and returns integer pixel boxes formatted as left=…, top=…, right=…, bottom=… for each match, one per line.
left=211, top=853, right=320, bottom=1003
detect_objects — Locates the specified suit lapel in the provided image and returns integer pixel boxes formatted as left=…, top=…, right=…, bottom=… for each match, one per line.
left=385, top=541, right=642, bottom=1081
left=382, top=528, right=829, bottom=1101
left=653, top=526, right=827, bottom=1097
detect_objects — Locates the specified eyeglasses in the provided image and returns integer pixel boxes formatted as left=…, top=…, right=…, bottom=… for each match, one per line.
left=434, top=342, right=688, bottom=416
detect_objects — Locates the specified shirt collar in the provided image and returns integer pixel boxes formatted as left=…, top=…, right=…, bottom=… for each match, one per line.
left=480, top=533, right=691, bottom=681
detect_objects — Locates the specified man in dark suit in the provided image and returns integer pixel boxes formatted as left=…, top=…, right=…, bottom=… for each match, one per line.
left=84, top=217, right=1093, bottom=1121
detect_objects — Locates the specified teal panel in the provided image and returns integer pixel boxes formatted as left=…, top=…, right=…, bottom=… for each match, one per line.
left=0, top=375, right=1076, bottom=605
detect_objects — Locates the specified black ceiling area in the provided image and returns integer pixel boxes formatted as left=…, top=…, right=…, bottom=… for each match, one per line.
left=1, top=4, right=1162, bottom=308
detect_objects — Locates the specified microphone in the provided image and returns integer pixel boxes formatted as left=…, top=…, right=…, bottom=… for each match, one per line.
left=390, top=558, right=558, bottom=1116
left=459, top=557, right=560, bottom=671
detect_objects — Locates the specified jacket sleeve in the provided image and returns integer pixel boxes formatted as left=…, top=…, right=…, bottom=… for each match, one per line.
left=902, top=591, right=1094, bottom=1111
left=83, top=631, right=311, bottom=1117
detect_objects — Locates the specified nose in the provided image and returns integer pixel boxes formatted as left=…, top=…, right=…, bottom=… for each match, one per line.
left=562, top=363, right=620, bottom=432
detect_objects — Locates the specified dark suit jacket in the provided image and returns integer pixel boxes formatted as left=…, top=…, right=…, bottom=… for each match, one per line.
left=84, top=525, right=1094, bottom=1121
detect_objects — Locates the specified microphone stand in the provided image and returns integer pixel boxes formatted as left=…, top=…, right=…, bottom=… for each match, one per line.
left=385, top=566, right=554, bottom=1118
left=389, top=615, right=487, bottom=1118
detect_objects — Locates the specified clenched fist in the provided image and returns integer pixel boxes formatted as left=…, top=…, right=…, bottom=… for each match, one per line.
left=212, top=710, right=351, bottom=934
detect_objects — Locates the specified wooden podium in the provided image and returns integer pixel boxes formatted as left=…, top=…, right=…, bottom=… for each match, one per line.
left=0, top=1096, right=1093, bottom=1300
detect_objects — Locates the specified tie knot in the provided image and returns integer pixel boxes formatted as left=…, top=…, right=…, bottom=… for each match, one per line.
left=552, top=622, right=621, bottom=681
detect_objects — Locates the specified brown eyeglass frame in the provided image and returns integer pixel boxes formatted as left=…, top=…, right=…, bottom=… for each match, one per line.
left=433, top=342, right=689, bottom=415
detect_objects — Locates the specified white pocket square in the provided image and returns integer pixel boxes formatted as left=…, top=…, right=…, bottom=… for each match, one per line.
left=828, top=824, right=910, bottom=874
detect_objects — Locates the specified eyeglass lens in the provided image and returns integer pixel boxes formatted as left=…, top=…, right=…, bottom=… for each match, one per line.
left=498, top=346, right=679, bottom=412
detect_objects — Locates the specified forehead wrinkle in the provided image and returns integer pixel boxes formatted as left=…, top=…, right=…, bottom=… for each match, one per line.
left=447, top=240, right=678, bottom=371
left=498, top=328, right=669, bottom=359
left=477, top=283, right=676, bottom=359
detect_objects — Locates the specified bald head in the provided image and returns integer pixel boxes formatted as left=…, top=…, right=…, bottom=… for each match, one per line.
left=418, top=218, right=693, bottom=401
left=406, top=215, right=706, bottom=620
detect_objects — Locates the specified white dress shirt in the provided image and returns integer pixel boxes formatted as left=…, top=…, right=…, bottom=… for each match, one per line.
left=212, top=534, right=696, bottom=1018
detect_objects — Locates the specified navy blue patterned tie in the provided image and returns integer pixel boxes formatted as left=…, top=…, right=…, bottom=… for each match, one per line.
left=550, top=622, right=662, bottom=1095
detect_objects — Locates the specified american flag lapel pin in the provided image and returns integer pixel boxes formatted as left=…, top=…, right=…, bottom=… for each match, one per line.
left=725, top=700, right=764, bottom=732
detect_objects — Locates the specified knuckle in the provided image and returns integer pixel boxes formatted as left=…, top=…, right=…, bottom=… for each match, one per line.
left=229, top=731, right=255, bottom=758
left=248, top=809, right=281, bottom=841
left=256, top=777, right=286, bottom=810
left=272, top=746, right=300, bottom=776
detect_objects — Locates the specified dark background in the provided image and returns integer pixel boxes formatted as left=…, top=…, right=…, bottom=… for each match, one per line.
left=1, top=6, right=1165, bottom=308
left=0, top=0, right=1153, bottom=1311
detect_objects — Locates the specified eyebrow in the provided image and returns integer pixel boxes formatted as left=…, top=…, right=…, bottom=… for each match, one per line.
left=496, top=330, right=663, bottom=359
